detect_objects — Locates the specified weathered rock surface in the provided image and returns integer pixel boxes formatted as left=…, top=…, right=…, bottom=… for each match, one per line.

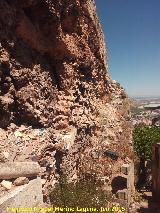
left=0, top=0, right=133, bottom=203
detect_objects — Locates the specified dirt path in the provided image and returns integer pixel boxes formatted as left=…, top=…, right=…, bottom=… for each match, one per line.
left=129, top=191, right=160, bottom=212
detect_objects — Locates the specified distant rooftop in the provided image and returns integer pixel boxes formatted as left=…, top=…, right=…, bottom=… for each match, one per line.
left=132, top=96, right=160, bottom=100
left=144, top=103, right=160, bottom=109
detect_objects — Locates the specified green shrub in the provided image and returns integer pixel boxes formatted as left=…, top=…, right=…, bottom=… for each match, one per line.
left=133, top=124, right=160, bottom=161
left=133, top=125, right=160, bottom=188
left=49, top=174, right=108, bottom=209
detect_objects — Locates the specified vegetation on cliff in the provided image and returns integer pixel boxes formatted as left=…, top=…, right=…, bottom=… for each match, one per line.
left=133, top=124, right=160, bottom=161
left=133, top=124, right=160, bottom=189
left=50, top=174, right=108, bottom=209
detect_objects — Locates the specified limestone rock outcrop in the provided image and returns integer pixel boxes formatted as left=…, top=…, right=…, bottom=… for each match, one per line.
left=0, top=0, right=133, bottom=202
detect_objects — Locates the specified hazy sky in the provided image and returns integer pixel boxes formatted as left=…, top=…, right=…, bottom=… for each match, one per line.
left=95, top=0, right=160, bottom=97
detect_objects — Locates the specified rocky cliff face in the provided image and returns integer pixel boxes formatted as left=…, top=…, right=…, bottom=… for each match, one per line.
left=0, top=0, right=132, bottom=202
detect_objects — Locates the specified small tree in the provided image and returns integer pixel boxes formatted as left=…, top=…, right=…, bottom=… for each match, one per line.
left=133, top=124, right=160, bottom=187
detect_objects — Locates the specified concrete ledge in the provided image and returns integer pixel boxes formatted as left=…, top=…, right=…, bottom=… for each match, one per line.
left=0, top=178, right=43, bottom=213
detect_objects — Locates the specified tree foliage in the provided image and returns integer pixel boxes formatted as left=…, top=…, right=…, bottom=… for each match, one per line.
left=131, top=107, right=145, bottom=116
left=133, top=124, right=160, bottom=160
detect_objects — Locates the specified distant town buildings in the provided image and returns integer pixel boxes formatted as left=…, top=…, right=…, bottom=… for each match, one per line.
left=131, top=98, right=160, bottom=126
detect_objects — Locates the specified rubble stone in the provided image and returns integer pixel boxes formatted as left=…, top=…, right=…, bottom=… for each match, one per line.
left=121, top=164, right=131, bottom=175
left=116, top=189, right=128, bottom=200
left=1, top=180, right=12, bottom=190
left=2, top=152, right=9, bottom=159
left=13, top=177, right=29, bottom=186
